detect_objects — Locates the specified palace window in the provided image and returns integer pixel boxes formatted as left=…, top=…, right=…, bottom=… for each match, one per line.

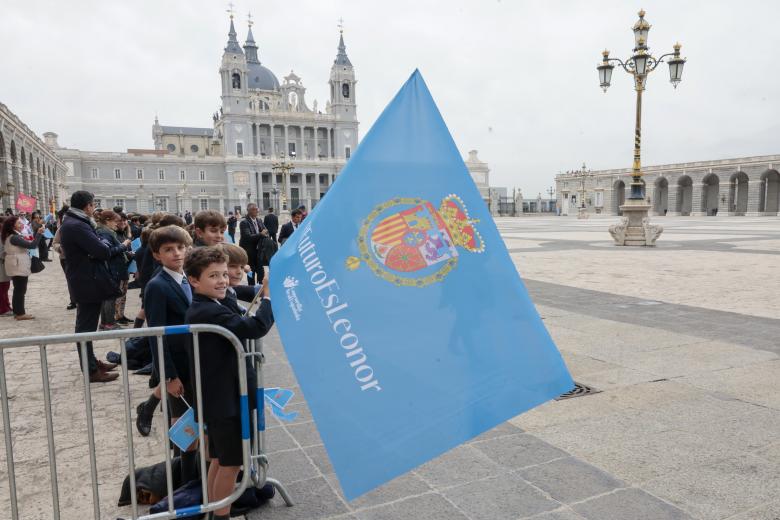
left=158, top=169, right=165, bottom=180
left=236, top=142, right=243, bottom=157
left=342, top=83, right=350, bottom=98
left=156, top=197, right=168, bottom=212
left=232, top=72, right=241, bottom=89
left=345, top=146, right=351, bottom=159
left=114, top=198, right=125, bottom=209
left=91, top=167, right=98, bottom=179
left=136, top=169, right=143, bottom=180
left=114, top=168, right=122, bottom=180
left=180, top=169, right=186, bottom=181
left=94, top=199, right=102, bottom=208
left=190, top=144, right=199, bottom=153
left=167, top=143, right=176, bottom=153
left=199, top=170, right=206, bottom=181
left=200, top=198, right=209, bottom=210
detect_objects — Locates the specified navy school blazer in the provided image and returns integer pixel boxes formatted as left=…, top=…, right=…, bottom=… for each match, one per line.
left=185, top=293, right=273, bottom=422
left=144, top=270, right=191, bottom=381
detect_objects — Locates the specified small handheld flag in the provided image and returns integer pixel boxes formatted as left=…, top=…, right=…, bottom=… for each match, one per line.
left=169, top=405, right=199, bottom=451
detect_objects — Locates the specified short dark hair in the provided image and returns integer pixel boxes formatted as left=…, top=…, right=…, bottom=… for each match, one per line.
left=149, top=225, right=193, bottom=253
left=220, top=243, right=248, bottom=266
left=70, top=191, right=94, bottom=210
left=113, top=205, right=123, bottom=213
left=291, top=209, right=303, bottom=217
left=193, top=210, right=226, bottom=230
left=158, top=214, right=186, bottom=228
left=267, top=207, right=274, bottom=213
left=184, top=246, right=228, bottom=280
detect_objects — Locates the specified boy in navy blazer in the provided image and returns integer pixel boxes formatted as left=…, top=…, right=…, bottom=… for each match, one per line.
left=184, top=247, right=273, bottom=520
left=135, top=225, right=200, bottom=482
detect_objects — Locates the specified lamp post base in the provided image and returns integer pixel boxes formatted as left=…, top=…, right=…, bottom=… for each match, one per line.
left=608, top=201, right=663, bottom=246
left=577, top=207, right=590, bottom=219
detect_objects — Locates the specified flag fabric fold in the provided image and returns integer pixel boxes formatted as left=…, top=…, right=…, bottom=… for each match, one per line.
left=270, top=69, right=573, bottom=500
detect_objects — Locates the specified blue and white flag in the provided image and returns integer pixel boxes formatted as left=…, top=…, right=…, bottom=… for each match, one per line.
left=270, top=70, right=573, bottom=500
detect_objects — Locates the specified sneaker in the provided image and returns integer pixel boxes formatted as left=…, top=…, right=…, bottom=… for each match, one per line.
left=66, top=303, right=77, bottom=310
left=14, top=314, right=34, bottom=321
left=116, top=317, right=133, bottom=325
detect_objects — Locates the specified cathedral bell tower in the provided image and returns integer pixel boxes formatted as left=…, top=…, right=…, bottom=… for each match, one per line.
left=329, top=25, right=358, bottom=159
left=220, top=13, right=249, bottom=115
left=329, top=27, right=357, bottom=120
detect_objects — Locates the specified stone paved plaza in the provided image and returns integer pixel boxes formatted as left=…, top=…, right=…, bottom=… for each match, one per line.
left=1, top=215, right=779, bottom=519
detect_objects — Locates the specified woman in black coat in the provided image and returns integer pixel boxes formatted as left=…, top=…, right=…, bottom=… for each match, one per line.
left=95, top=210, right=130, bottom=330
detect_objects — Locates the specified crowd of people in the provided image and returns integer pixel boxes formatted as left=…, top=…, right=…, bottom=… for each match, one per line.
left=2, top=191, right=307, bottom=518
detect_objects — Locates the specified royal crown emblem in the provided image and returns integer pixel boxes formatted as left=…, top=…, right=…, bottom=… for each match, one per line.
left=346, top=195, right=485, bottom=287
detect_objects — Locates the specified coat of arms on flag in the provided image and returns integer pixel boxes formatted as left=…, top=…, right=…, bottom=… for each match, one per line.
left=346, top=194, right=484, bottom=287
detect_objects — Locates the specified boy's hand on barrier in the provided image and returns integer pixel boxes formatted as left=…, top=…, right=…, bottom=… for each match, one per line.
left=261, top=275, right=270, bottom=298
left=166, top=377, right=183, bottom=397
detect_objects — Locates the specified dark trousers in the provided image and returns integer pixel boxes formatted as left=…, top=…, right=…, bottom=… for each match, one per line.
left=245, top=250, right=258, bottom=286
left=60, top=259, right=75, bottom=305
left=38, top=241, right=49, bottom=261
left=75, top=301, right=101, bottom=373
left=0, top=281, right=11, bottom=314
left=11, top=276, right=28, bottom=316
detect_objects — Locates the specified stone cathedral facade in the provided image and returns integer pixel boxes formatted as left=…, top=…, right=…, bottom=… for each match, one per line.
left=51, top=17, right=360, bottom=215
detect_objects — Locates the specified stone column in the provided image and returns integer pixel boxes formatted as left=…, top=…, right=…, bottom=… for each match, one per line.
left=314, top=172, right=321, bottom=206
left=666, top=186, right=679, bottom=216
left=690, top=183, right=705, bottom=216
left=284, top=125, right=289, bottom=157
left=313, top=128, right=319, bottom=160
left=326, top=128, right=332, bottom=159
left=9, top=163, right=20, bottom=206
left=0, top=159, right=9, bottom=209
left=746, top=179, right=763, bottom=216
left=717, top=181, right=730, bottom=216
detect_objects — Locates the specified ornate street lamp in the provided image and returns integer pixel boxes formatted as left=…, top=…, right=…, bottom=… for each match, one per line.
left=271, top=152, right=295, bottom=216
left=598, top=9, right=685, bottom=246
left=568, top=163, right=594, bottom=219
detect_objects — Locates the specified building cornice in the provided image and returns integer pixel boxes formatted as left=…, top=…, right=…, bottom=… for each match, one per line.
left=556, top=154, right=780, bottom=180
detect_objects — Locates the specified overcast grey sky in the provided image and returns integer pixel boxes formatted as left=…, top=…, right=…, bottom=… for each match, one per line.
left=3, top=1, right=780, bottom=196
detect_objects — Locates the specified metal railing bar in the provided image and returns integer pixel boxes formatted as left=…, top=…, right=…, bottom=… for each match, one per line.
left=39, top=344, right=60, bottom=520
left=191, top=333, right=209, bottom=506
left=79, top=341, right=101, bottom=519
left=0, top=349, right=18, bottom=519
left=155, top=335, right=175, bottom=514
left=119, top=338, right=139, bottom=520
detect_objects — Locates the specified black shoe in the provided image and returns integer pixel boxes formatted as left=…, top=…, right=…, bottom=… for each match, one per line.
left=117, top=316, right=133, bottom=325
left=66, top=303, right=77, bottom=310
left=136, top=401, right=154, bottom=437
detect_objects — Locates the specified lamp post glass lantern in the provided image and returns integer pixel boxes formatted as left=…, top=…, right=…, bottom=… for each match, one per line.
left=271, top=152, right=295, bottom=215
left=597, top=9, right=685, bottom=246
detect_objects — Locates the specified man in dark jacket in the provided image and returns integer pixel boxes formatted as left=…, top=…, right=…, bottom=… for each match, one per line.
left=238, top=203, right=267, bottom=285
left=277, top=209, right=303, bottom=245
left=60, top=191, right=131, bottom=383
left=262, top=207, right=279, bottom=242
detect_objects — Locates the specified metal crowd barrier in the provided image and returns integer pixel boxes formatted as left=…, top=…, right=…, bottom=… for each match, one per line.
left=0, top=324, right=293, bottom=519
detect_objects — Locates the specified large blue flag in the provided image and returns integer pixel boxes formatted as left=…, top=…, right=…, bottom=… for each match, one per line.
left=270, top=70, right=573, bottom=500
